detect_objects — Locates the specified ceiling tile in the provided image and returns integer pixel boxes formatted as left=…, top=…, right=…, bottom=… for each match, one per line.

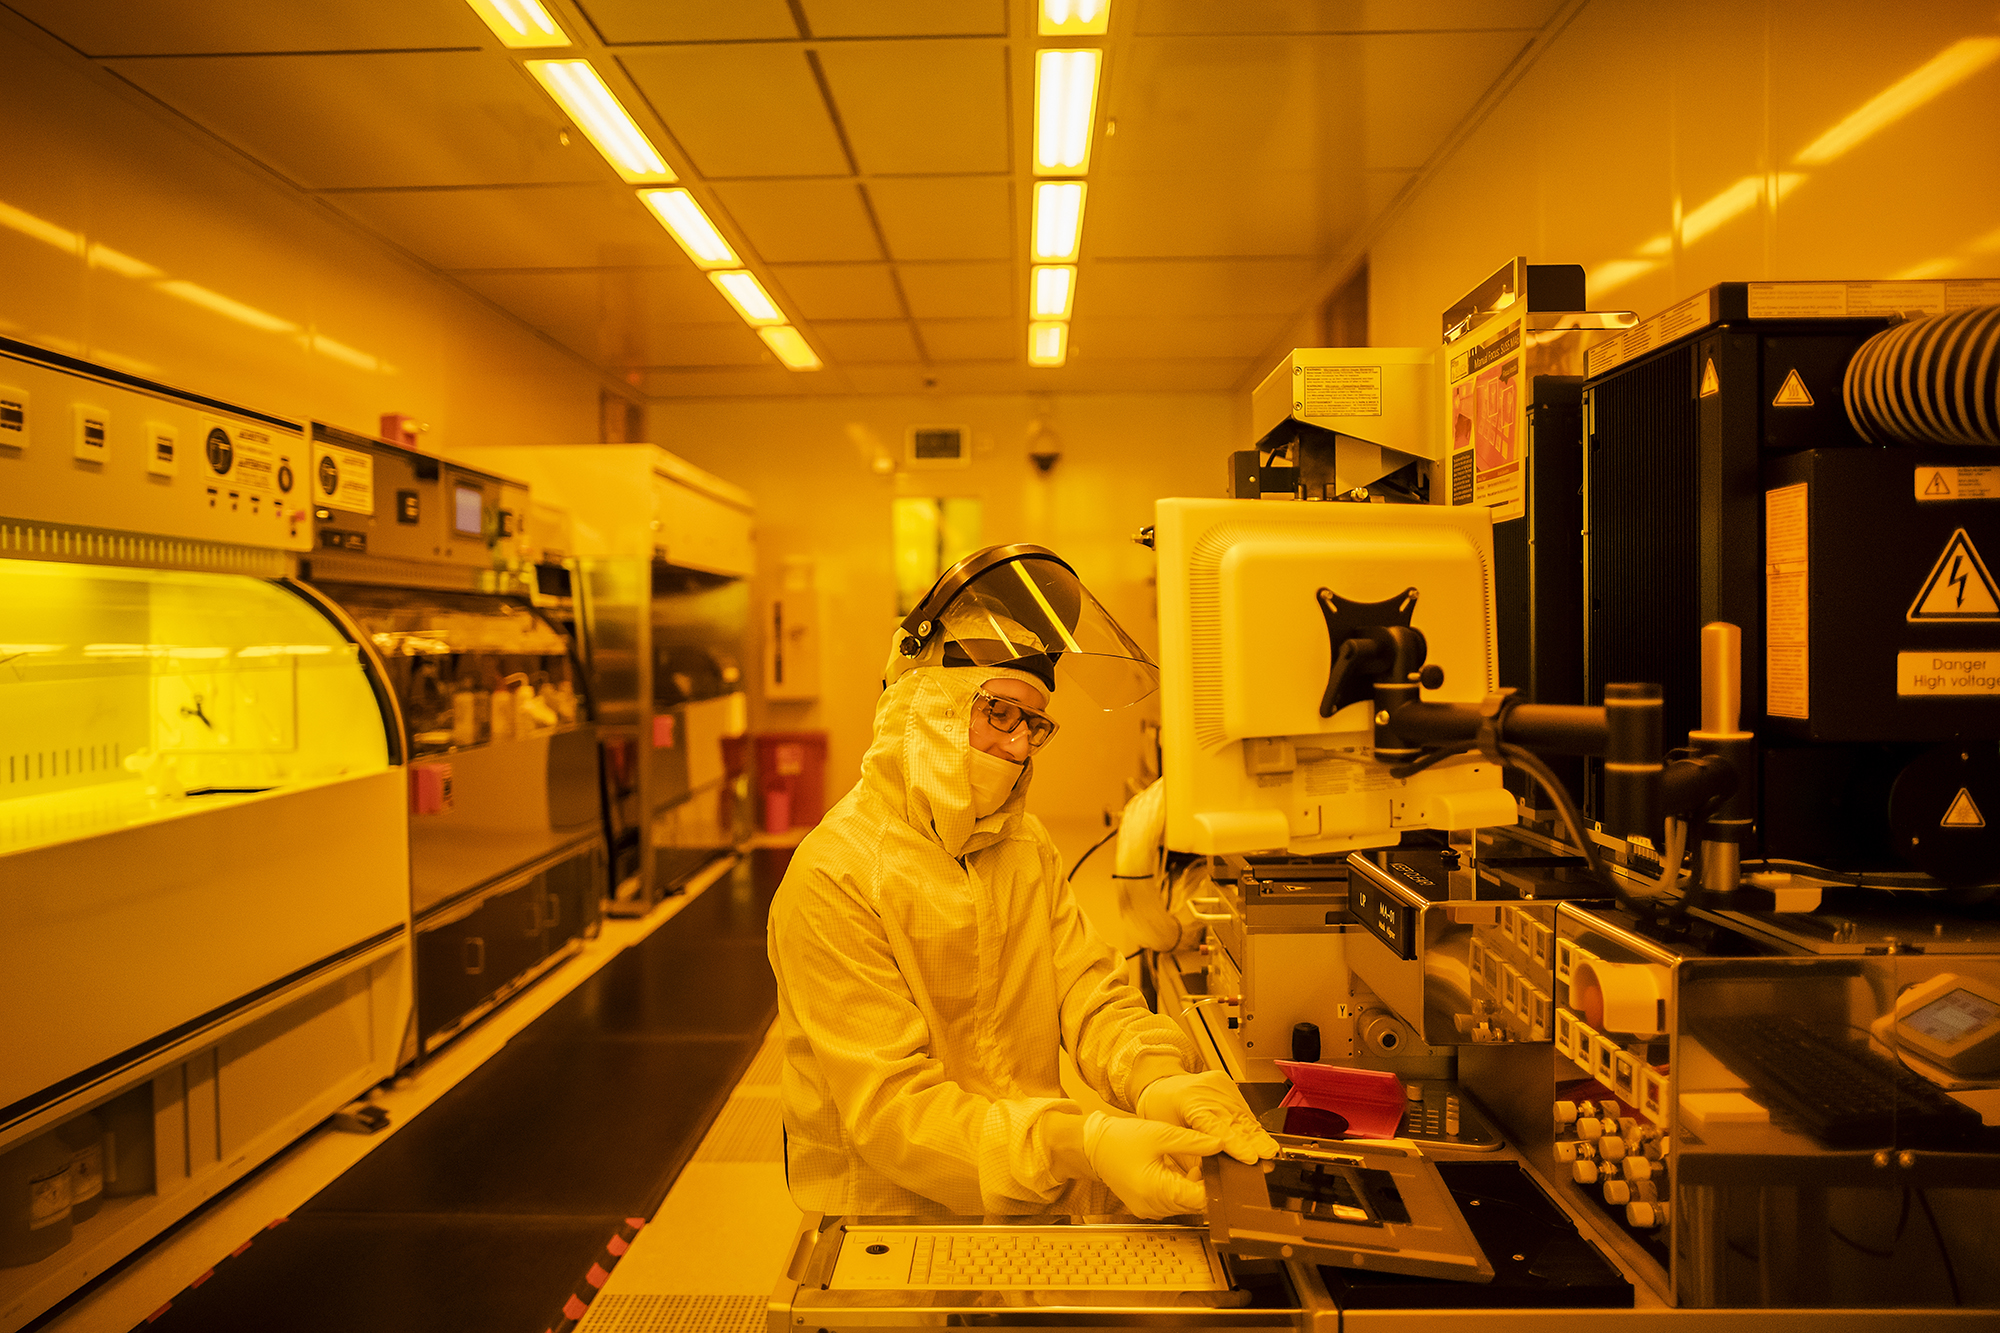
left=1084, top=259, right=1320, bottom=318
left=916, top=319, right=1015, bottom=362
left=454, top=268, right=744, bottom=364
left=1360, top=34, right=1530, bottom=171
left=4, top=0, right=487, bottom=54
left=642, top=366, right=822, bottom=396
left=865, top=179, right=1011, bottom=261
left=1089, top=173, right=1343, bottom=259
left=799, top=1, right=1006, bottom=38
left=1135, top=1, right=1558, bottom=35
left=766, top=264, right=905, bottom=320
left=814, top=43, right=1007, bottom=174
left=1069, top=315, right=1285, bottom=360
left=896, top=262, right=1012, bottom=319
left=330, top=185, right=681, bottom=270
left=579, top=0, right=798, bottom=44
left=811, top=320, right=922, bottom=363
left=711, top=181, right=883, bottom=262
left=621, top=48, right=849, bottom=178
left=835, top=366, right=934, bottom=394
left=108, top=54, right=602, bottom=190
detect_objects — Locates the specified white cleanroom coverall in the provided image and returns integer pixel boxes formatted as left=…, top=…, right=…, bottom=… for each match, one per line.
left=768, top=664, right=1203, bottom=1216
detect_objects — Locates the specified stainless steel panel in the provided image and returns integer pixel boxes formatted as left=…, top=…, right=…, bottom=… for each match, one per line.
left=408, top=726, right=601, bottom=915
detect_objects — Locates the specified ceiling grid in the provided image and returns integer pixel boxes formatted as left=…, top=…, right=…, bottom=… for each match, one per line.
left=7, top=0, right=1565, bottom=397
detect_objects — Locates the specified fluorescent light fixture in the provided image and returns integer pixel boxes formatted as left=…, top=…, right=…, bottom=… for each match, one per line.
left=1032, top=181, right=1086, bottom=261
left=1036, top=49, right=1101, bottom=174
left=711, top=271, right=784, bottom=325
left=1040, top=0, right=1109, bottom=35
left=1031, top=265, right=1076, bottom=319
left=1794, top=37, right=2000, bottom=166
left=465, top=0, right=569, bottom=46
left=641, top=189, right=737, bottom=268
left=1028, top=321, right=1068, bottom=367
left=759, top=325, right=822, bottom=371
left=526, top=60, right=673, bottom=183
left=1679, top=172, right=1805, bottom=246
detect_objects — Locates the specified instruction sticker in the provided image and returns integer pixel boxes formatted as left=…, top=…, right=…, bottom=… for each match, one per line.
left=310, top=440, right=375, bottom=515
left=201, top=416, right=297, bottom=500
left=1897, top=652, right=2000, bottom=696
left=1908, top=529, right=2000, bottom=622
left=1917, top=467, right=2000, bottom=501
left=1765, top=483, right=1809, bottom=718
left=1301, top=365, right=1382, bottom=417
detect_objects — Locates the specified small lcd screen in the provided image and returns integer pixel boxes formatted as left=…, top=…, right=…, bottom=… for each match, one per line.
left=1908, top=988, right=2000, bottom=1045
left=453, top=483, right=483, bottom=537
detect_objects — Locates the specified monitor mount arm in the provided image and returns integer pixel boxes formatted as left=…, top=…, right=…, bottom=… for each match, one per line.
left=1319, top=587, right=1757, bottom=911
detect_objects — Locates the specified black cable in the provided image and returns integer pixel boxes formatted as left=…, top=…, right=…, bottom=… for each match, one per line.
left=1066, top=825, right=1119, bottom=883
left=1495, top=742, right=1655, bottom=915
left=1916, top=1189, right=1962, bottom=1306
left=1828, top=1188, right=1911, bottom=1260
left=1387, top=741, right=1477, bottom=780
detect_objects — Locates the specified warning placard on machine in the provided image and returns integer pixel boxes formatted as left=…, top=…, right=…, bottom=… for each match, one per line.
left=1765, top=483, right=1809, bottom=718
left=1301, top=365, right=1382, bottom=417
left=1916, top=467, right=2000, bottom=501
left=1897, top=652, right=2000, bottom=696
left=310, top=440, right=375, bottom=515
left=1447, top=318, right=1523, bottom=521
left=1908, top=529, right=2000, bottom=622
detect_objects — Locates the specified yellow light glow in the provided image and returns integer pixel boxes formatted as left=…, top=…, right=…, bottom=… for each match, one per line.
left=1890, top=257, right=1960, bottom=280
left=1587, top=259, right=1661, bottom=296
left=1039, top=0, right=1109, bottom=35
left=312, top=334, right=388, bottom=373
left=711, top=271, right=784, bottom=325
left=1678, top=172, right=1805, bottom=246
left=641, top=189, right=737, bottom=268
left=1635, top=234, right=1671, bottom=257
left=1794, top=38, right=2000, bottom=166
left=0, top=200, right=80, bottom=254
left=1035, top=50, right=1101, bottom=174
left=464, top=0, right=569, bottom=46
left=155, top=280, right=299, bottom=333
left=1028, top=321, right=1068, bottom=367
left=86, top=243, right=161, bottom=280
left=1032, top=182, right=1086, bottom=261
left=526, top=60, right=674, bottom=183
left=1031, top=265, right=1076, bottom=319
left=759, top=325, right=822, bottom=371
left=1969, top=225, right=2000, bottom=255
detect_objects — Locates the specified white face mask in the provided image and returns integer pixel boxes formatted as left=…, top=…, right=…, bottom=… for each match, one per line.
left=967, top=745, right=1024, bottom=818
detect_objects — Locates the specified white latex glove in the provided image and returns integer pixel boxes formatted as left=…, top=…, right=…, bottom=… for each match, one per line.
left=1136, top=1070, right=1281, bottom=1165
left=1081, top=1112, right=1221, bottom=1219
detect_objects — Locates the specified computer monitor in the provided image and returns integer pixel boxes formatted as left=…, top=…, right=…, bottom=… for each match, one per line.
left=1154, top=497, right=1516, bottom=856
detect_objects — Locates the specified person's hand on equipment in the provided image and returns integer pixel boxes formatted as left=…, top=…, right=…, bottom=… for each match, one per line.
left=1136, top=1070, right=1281, bottom=1165
left=1081, top=1112, right=1220, bottom=1219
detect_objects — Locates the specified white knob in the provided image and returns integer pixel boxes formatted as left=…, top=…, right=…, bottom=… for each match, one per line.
left=1554, top=1141, right=1579, bottom=1163
left=1554, top=1100, right=1579, bottom=1125
left=1577, top=1118, right=1603, bottom=1141
left=1623, top=1157, right=1653, bottom=1181
left=1599, top=1136, right=1627, bottom=1161
left=1603, top=1180, right=1631, bottom=1205
left=1626, top=1201, right=1671, bottom=1228
left=1573, top=1160, right=1599, bottom=1185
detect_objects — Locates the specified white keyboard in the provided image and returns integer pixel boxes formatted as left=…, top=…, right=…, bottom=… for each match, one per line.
left=827, top=1226, right=1225, bottom=1291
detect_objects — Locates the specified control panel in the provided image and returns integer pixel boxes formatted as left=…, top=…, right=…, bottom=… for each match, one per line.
left=0, top=339, right=311, bottom=550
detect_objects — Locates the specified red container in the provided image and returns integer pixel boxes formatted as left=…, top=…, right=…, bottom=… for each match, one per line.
left=755, top=732, right=828, bottom=831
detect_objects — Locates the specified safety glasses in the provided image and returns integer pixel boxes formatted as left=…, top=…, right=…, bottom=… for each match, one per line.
left=972, top=690, right=1060, bottom=750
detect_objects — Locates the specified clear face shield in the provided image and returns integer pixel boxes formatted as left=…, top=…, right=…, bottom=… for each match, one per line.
left=888, top=545, right=1159, bottom=711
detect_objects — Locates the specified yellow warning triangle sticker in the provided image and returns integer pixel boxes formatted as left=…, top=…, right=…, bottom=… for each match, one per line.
left=1772, top=367, right=1814, bottom=407
left=1942, top=788, right=1986, bottom=829
left=1925, top=471, right=1952, bottom=497
left=1699, top=358, right=1720, bottom=398
left=1909, top=528, right=2000, bottom=621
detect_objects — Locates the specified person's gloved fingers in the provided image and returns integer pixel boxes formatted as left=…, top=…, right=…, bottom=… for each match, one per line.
left=1146, top=1124, right=1225, bottom=1157
left=1184, top=1107, right=1278, bottom=1163
left=1135, top=1161, right=1208, bottom=1216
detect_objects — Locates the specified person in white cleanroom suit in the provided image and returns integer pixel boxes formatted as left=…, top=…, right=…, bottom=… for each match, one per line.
left=767, top=546, right=1278, bottom=1218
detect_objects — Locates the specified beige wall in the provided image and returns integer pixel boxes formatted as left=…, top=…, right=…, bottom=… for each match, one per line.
left=651, top=393, right=1243, bottom=841
left=1368, top=0, right=2000, bottom=343
left=0, top=13, right=604, bottom=451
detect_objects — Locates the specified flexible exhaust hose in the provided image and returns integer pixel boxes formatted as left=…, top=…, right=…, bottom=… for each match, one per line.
left=1843, top=303, right=2000, bottom=446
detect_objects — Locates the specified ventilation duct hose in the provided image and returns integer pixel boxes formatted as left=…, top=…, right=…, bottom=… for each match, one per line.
left=1844, top=304, right=2000, bottom=446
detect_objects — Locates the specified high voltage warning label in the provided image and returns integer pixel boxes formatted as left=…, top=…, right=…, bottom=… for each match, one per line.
left=1917, top=467, right=2000, bottom=501
left=1909, top=528, right=2000, bottom=621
